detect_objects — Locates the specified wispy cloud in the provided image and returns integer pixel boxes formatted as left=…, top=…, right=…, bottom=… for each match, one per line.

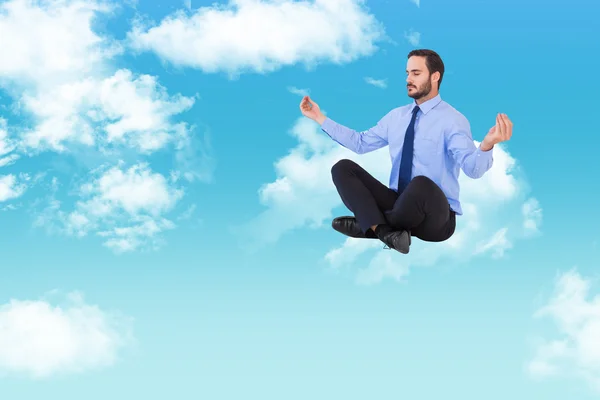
left=364, top=77, right=387, bottom=88
left=127, top=0, right=387, bottom=77
left=473, top=227, right=512, bottom=259
left=0, top=117, right=28, bottom=203
left=526, top=269, right=600, bottom=393
left=404, top=29, right=420, bottom=46
left=522, top=197, right=542, bottom=236
left=0, top=174, right=28, bottom=203
left=34, top=163, right=183, bottom=253
left=410, top=0, right=421, bottom=7
left=0, top=118, right=19, bottom=167
left=288, top=86, right=311, bottom=97
left=0, top=290, right=133, bottom=378
left=242, top=114, right=541, bottom=284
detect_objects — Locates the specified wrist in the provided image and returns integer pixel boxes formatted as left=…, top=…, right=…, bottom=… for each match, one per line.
left=480, top=139, right=494, bottom=152
left=315, top=114, right=326, bottom=125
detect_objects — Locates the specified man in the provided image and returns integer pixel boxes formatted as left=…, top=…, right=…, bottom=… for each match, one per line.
left=299, top=49, right=513, bottom=254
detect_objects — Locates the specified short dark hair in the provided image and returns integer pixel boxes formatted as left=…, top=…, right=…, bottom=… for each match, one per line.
left=407, top=49, right=445, bottom=89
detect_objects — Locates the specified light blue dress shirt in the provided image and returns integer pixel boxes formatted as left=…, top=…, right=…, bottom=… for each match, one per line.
left=320, top=94, right=494, bottom=215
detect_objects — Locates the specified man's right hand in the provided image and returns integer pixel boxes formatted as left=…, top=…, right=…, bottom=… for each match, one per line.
left=299, top=96, right=326, bottom=124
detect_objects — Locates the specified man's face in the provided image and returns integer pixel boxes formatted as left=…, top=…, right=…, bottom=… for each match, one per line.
left=406, top=56, right=434, bottom=100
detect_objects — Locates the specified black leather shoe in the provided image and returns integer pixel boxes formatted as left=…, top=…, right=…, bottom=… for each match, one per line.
left=331, top=216, right=365, bottom=238
left=380, top=230, right=411, bottom=254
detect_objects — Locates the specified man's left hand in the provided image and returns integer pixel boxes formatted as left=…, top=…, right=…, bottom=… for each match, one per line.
left=481, top=113, right=513, bottom=151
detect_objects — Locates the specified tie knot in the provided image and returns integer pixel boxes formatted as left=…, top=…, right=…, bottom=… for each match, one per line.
left=412, top=106, right=420, bottom=114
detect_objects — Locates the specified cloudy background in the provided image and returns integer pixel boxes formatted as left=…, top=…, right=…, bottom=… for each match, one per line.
left=1, top=0, right=599, bottom=399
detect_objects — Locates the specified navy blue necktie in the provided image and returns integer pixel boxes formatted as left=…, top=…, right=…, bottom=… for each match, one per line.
left=397, top=105, right=420, bottom=192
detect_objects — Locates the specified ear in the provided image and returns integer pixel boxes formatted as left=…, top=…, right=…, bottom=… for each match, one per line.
left=431, top=71, right=440, bottom=84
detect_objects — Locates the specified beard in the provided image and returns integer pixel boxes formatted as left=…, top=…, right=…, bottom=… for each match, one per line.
left=407, top=80, right=432, bottom=100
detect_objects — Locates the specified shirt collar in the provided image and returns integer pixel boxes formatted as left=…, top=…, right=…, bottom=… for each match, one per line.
left=410, top=94, right=442, bottom=115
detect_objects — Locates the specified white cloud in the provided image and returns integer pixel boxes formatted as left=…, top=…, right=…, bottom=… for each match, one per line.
left=0, top=290, right=133, bottom=378
left=473, top=227, right=512, bottom=259
left=0, top=174, right=28, bottom=202
left=364, top=77, right=387, bottom=88
left=355, top=249, right=410, bottom=285
left=0, top=0, right=212, bottom=250
left=0, top=118, right=19, bottom=167
left=325, top=236, right=382, bottom=269
left=411, top=0, right=420, bottom=7
left=0, top=158, right=20, bottom=210
left=0, top=0, right=121, bottom=87
left=0, top=155, right=19, bottom=168
left=19, top=68, right=196, bottom=153
left=127, top=0, right=386, bottom=77
left=241, top=114, right=541, bottom=283
left=404, top=29, right=420, bottom=46
left=288, top=86, right=310, bottom=97
left=522, top=197, right=542, bottom=235
left=1, top=117, right=31, bottom=201
left=80, top=162, right=182, bottom=216
left=0, top=0, right=196, bottom=155
left=34, top=163, right=183, bottom=253
left=526, top=269, right=600, bottom=393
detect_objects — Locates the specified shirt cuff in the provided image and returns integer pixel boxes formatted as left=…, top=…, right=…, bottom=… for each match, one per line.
left=320, top=116, right=335, bottom=131
left=477, top=143, right=494, bottom=159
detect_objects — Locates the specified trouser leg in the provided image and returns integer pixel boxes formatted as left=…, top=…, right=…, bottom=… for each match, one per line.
left=331, top=159, right=398, bottom=234
left=385, top=175, right=456, bottom=242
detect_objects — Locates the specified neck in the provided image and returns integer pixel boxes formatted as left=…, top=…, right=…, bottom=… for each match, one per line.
left=415, top=90, right=438, bottom=105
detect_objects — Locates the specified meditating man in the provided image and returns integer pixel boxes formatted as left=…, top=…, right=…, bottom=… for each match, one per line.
left=299, top=49, right=513, bottom=254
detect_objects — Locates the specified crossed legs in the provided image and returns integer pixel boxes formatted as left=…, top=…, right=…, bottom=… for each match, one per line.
left=330, top=159, right=456, bottom=246
left=330, top=159, right=397, bottom=237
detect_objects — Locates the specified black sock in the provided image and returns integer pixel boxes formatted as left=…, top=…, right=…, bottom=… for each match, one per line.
left=374, top=224, right=393, bottom=239
left=365, top=228, right=378, bottom=239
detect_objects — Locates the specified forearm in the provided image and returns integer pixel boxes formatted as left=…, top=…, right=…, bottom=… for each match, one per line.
left=316, top=113, right=326, bottom=125
left=319, top=116, right=387, bottom=154
left=320, top=117, right=364, bottom=153
left=446, top=117, right=494, bottom=178
left=460, top=144, right=494, bottom=178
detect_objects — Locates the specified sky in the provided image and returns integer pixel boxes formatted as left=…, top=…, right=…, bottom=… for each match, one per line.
left=1, top=0, right=600, bottom=398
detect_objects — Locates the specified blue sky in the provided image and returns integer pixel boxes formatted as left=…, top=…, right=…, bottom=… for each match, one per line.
left=1, top=0, right=599, bottom=398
